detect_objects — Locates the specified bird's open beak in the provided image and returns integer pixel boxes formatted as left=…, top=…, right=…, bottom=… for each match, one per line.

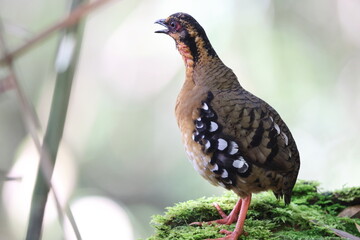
left=154, top=19, right=169, bottom=34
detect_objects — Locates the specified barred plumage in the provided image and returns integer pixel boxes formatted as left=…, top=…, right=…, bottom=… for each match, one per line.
left=156, top=12, right=300, bottom=240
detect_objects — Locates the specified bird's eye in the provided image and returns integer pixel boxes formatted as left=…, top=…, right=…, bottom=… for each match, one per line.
left=170, top=21, right=176, bottom=29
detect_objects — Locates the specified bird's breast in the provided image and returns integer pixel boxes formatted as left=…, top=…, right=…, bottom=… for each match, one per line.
left=175, top=83, right=221, bottom=186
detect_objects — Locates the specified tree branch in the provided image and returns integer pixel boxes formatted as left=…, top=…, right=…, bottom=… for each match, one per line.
left=0, top=0, right=114, bottom=66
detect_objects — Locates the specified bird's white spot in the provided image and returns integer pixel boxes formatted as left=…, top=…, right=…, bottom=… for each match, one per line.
left=228, top=141, right=239, bottom=155
left=196, top=121, right=204, bottom=128
left=202, top=102, right=209, bottom=110
left=197, top=117, right=201, bottom=121
left=270, top=116, right=274, bottom=122
left=288, top=150, right=292, bottom=158
left=226, top=180, right=233, bottom=185
left=281, top=132, right=289, bottom=145
left=221, top=169, right=228, bottom=178
left=204, top=140, right=211, bottom=150
left=217, top=138, right=228, bottom=151
left=242, top=163, right=249, bottom=172
left=274, top=123, right=280, bottom=135
left=233, top=159, right=245, bottom=169
left=234, top=156, right=249, bottom=173
left=192, top=131, right=199, bottom=141
left=211, top=163, right=219, bottom=172
left=209, top=121, right=218, bottom=132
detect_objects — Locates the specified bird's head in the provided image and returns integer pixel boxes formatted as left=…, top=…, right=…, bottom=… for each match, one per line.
left=155, top=12, right=202, bottom=41
left=155, top=13, right=217, bottom=65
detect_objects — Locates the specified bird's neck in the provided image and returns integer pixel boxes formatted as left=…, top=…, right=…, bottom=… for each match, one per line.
left=176, top=33, right=218, bottom=67
left=177, top=37, right=224, bottom=85
left=177, top=42, right=238, bottom=90
left=177, top=41, right=195, bottom=70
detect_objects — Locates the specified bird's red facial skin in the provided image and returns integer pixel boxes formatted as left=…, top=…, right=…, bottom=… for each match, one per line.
left=174, top=21, right=182, bottom=32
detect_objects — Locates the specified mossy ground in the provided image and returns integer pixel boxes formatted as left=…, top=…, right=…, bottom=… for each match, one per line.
left=147, top=181, right=360, bottom=239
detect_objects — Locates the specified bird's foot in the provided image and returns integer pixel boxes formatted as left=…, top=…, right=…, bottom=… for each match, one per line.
left=190, top=200, right=242, bottom=226
left=191, top=196, right=251, bottom=240
left=189, top=203, right=236, bottom=226
left=211, top=202, right=238, bottom=224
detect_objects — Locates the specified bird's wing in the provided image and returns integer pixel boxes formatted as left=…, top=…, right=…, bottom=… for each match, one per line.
left=203, top=89, right=300, bottom=175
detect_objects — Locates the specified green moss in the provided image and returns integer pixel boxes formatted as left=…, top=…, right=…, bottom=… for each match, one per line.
left=147, top=181, right=360, bottom=240
left=331, top=187, right=360, bottom=205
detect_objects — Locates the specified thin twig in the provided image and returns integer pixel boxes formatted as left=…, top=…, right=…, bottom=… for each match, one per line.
left=0, top=19, right=68, bottom=237
left=0, top=0, right=114, bottom=66
left=0, top=23, right=42, bottom=161
left=25, top=0, right=91, bottom=237
left=1, top=176, right=22, bottom=181
left=0, top=6, right=86, bottom=240
left=0, top=170, right=22, bottom=181
left=0, top=0, right=115, bottom=238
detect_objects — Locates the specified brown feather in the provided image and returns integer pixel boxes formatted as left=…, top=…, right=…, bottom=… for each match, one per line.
left=160, top=12, right=300, bottom=204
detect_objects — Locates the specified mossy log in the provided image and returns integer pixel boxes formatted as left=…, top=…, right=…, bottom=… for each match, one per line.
left=148, top=181, right=360, bottom=239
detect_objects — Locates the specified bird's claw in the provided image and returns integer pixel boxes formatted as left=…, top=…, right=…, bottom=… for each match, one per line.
left=213, top=202, right=229, bottom=219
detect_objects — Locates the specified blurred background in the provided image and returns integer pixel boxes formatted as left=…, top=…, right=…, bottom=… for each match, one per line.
left=0, top=0, right=360, bottom=239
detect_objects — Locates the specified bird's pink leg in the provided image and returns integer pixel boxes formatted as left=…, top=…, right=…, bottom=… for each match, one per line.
left=190, top=198, right=242, bottom=226
left=206, top=195, right=252, bottom=240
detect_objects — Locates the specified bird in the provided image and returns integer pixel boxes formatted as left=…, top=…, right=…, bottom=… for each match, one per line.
left=155, top=13, right=300, bottom=240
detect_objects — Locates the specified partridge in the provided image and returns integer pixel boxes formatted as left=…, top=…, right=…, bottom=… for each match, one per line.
left=155, top=13, right=300, bottom=240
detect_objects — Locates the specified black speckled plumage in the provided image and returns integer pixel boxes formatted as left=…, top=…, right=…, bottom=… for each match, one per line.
left=156, top=12, right=300, bottom=239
